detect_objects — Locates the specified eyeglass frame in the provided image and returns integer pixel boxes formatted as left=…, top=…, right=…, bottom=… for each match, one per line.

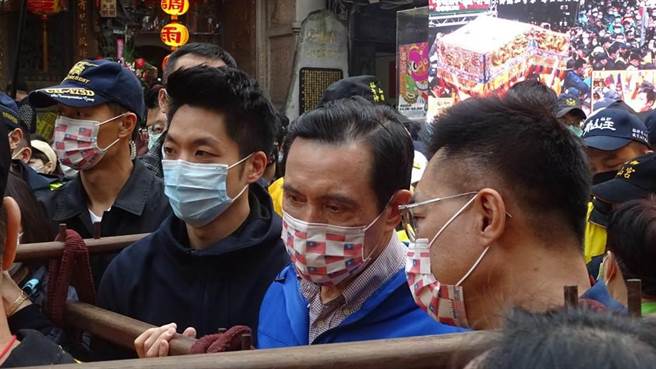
left=398, top=191, right=512, bottom=242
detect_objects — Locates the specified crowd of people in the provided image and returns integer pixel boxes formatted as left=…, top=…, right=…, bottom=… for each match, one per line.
left=0, top=41, right=655, bottom=368
left=567, top=1, right=656, bottom=72
left=536, top=1, right=656, bottom=117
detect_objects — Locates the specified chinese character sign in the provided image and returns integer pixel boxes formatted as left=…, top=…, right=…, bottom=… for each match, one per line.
left=160, top=22, right=189, bottom=48
left=27, top=0, right=61, bottom=16
left=99, top=0, right=116, bottom=18
left=428, top=0, right=490, bottom=14
left=161, top=0, right=189, bottom=16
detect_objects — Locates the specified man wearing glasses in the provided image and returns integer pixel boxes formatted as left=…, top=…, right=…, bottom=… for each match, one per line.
left=133, top=97, right=464, bottom=356
left=400, top=94, right=624, bottom=330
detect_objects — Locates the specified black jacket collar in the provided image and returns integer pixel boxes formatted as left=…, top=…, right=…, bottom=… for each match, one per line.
left=52, top=160, right=156, bottom=222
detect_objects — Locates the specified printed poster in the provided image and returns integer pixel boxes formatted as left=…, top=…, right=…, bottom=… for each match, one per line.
left=398, top=42, right=430, bottom=121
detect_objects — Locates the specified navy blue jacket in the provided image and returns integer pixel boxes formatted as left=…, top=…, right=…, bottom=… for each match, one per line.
left=257, top=265, right=466, bottom=348
left=563, top=71, right=589, bottom=96
left=97, top=183, right=289, bottom=345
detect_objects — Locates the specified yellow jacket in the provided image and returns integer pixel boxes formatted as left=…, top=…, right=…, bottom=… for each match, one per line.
left=268, top=177, right=284, bottom=217
left=584, top=202, right=607, bottom=264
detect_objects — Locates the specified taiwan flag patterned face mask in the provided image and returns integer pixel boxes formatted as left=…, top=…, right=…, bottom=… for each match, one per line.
left=405, top=194, right=492, bottom=328
left=281, top=210, right=384, bottom=287
left=53, top=114, right=126, bottom=171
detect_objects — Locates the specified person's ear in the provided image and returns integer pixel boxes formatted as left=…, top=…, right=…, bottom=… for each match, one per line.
left=244, top=151, right=267, bottom=184
left=603, top=251, right=618, bottom=284
left=158, top=89, right=169, bottom=114
left=2, top=197, right=20, bottom=270
left=118, top=113, right=138, bottom=139
left=17, top=147, right=31, bottom=164
left=385, top=190, right=411, bottom=229
left=44, top=161, right=55, bottom=175
left=7, top=128, right=22, bottom=151
left=473, top=188, right=507, bottom=247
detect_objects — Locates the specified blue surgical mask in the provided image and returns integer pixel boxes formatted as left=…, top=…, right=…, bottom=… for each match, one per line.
left=162, top=154, right=252, bottom=227
left=568, top=124, right=583, bottom=137
left=147, top=130, right=163, bottom=151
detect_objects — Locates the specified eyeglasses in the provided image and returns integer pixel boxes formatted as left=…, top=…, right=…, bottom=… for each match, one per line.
left=398, top=191, right=512, bottom=243
left=398, top=192, right=477, bottom=242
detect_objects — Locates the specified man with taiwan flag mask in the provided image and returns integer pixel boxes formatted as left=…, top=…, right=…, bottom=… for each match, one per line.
left=28, top=59, right=171, bottom=283
left=403, top=95, right=624, bottom=330
left=256, top=97, right=464, bottom=348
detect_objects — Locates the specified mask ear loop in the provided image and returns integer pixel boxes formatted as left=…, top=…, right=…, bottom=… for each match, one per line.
left=97, top=112, right=130, bottom=126
left=228, top=153, right=254, bottom=169
left=11, top=147, right=25, bottom=161
left=231, top=183, right=249, bottom=202
left=227, top=153, right=255, bottom=201
left=456, top=246, right=490, bottom=287
left=96, top=112, right=131, bottom=152
left=361, top=196, right=397, bottom=263
left=428, top=194, right=478, bottom=248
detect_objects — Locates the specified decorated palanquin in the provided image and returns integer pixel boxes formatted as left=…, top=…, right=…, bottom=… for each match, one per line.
left=435, top=16, right=569, bottom=95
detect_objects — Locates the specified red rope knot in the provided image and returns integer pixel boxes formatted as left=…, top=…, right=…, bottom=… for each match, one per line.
left=46, top=228, right=96, bottom=326
left=190, top=326, right=252, bottom=354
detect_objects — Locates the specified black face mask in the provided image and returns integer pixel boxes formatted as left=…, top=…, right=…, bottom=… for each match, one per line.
left=592, top=170, right=617, bottom=185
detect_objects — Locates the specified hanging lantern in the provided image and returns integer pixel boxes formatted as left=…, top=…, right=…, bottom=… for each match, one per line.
left=160, top=22, right=189, bottom=49
left=27, top=0, right=60, bottom=15
left=27, top=0, right=62, bottom=72
left=160, top=0, right=188, bottom=16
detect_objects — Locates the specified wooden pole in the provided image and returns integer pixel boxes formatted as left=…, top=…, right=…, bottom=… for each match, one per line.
left=41, top=15, right=48, bottom=72
left=64, top=302, right=195, bottom=356
left=20, top=330, right=497, bottom=369
left=627, top=279, right=642, bottom=318
left=15, top=233, right=149, bottom=262
left=9, top=0, right=27, bottom=99
left=563, top=285, right=578, bottom=310
left=240, top=333, right=252, bottom=350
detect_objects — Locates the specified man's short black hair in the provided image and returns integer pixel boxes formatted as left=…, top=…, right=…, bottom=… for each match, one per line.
left=145, top=84, right=164, bottom=110
left=164, top=43, right=237, bottom=82
left=506, top=80, right=558, bottom=113
left=166, top=66, right=276, bottom=158
left=284, top=97, right=414, bottom=211
left=480, top=308, right=656, bottom=369
left=640, top=83, right=656, bottom=103
left=607, top=198, right=656, bottom=297
left=429, top=94, right=591, bottom=242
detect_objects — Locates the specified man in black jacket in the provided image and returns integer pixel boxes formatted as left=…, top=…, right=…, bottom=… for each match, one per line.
left=28, top=60, right=172, bottom=288
left=29, top=59, right=171, bottom=241
left=97, top=66, right=288, bottom=358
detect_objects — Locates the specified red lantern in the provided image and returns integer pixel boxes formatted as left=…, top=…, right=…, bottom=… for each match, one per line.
left=160, top=22, right=189, bottom=49
left=27, top=0, right=61, bottom=14
left=160, top=0, right=188, bottom=16
left=27, top=0, right=62, bottom=72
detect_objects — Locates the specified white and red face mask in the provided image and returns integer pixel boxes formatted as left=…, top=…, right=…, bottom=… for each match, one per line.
left=406, top=194, right=491, bottom=328
left=281, top=210, right=383, bottom=287
left=53, top=114, right=125, bottom=171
